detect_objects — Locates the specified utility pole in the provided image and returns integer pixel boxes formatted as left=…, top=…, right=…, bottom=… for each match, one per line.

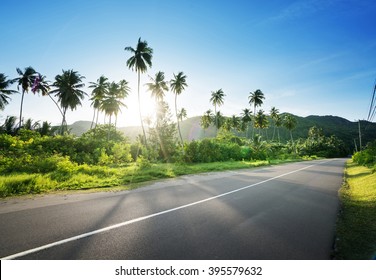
left=358, top=120, right=362, bottom=151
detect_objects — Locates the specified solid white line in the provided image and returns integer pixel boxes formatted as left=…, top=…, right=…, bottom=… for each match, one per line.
left=2, top=160, right=333, bottom=260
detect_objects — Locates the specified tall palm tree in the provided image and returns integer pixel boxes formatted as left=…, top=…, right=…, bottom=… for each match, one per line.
left=100, top=82, right=126, bottom=126
left=89, top=75, right=109, bottom=129
left=125, top=37, right=153, bottom=146
left=284, top=114, right=297, bottom=142
left=241, top=108, right=252, bottom=138
left=146, top=71, right=169, bottom=127
left=248, top=89, right=265, bottom=137
left=274, top=113, right=283, bottom=143
left=0, top=73, right=17, bottom=110
left=210, top=89, right=225, bottom=135
left=146, top=71, right=169, bottom=102
left=12, top=66, right=37, bottom=128
left=270, top=106, right=280, bottom=141
left=170, top=71, right=187, bottom=145
left=50, top=69, right=87, bottom=134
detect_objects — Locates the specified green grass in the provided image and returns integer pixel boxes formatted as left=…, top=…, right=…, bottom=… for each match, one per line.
left=0, top=158, right=309, bottom=197
left=335, top=160, right=376, bottom=259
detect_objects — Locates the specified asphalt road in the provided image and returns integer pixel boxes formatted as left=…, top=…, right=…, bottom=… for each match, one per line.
left=0, top=159, right=346, bottom=260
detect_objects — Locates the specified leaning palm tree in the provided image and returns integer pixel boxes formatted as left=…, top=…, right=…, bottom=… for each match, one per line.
left=248, top=89, right=265, bottom=137
left=270, top=106, right=280, bottom=141
left=125, top=37, right=153, bottom=146
left=12, top=66, right=37, bottom=128
left=32, top=74, right=64, bottom=120
left=210, top=89, right=225, bottom=135
left=170, top=71, right=188, bottom=145
left=89, top=75, right=109, bottom=129
left=50, top=70, right=87, bottom=134
left=241, top=108, right=252, bottom=138
left=0, top=73, right=17, bottom=110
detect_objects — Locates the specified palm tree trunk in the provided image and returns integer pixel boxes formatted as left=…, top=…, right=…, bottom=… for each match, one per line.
left=272, top=125, right=276, bottom=141
left=90, top=108, right=96, bottom=129
left=48, top=94, right=64, bottom=118
left=95, top=109, right=100, bottom=128
left=18, top=91, right=25, bottom=129
left=215, top=105, right=218, bottom=136
left=138, top=71, right=147, bottom=147
left=175, top=94, right=183, bottom=146
left=277, top=128, right=280, bottom=143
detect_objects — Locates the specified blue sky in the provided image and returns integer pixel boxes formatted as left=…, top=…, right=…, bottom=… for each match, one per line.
left=1, top=0, right=376, bottom=127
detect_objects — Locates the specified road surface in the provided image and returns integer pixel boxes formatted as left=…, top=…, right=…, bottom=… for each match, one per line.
left=0, top=159, right=346, bottom=260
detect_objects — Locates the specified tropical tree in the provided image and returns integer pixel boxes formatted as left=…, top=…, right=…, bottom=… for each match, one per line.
left=201, top=109, right=214, bottom=135
left=270, top=106, right=280, bottom=141
left=100, top=82, right=126, bottom=127
left=0, top=73, right=17, bottom=110
left=50, top=69, right=87, bottom=134
left=0, top=116, right=18, bottom=135
left=146, top=71, right=169, bottom=102
left=170, top=71, right=188, bottom=145
left=284, top=114, right=297, bottom=142
left=89, top=75, right=109, bottom=129
left=274, top=113, right=283, bottom=143
left=32, top=74, right=64, bottom=120
left=230, top=115, right=241, bottom=132
left=210, top=89, right=225, bottom=135
left=12, top=66, right=37, bottom=128
left=241, top=108, right=252, bottom=138
left=248, top=89, right=265, bottom=137
left=125, top=37, right=153, bottom=146
left=177, top=108, right=187, bottom=122
left=254, top=109, right=269, bottom=138
left=214, top=111, right=225, bottom=131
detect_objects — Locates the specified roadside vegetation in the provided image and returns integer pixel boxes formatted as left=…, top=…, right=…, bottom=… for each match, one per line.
left=335, top=140, right=376, bottom=259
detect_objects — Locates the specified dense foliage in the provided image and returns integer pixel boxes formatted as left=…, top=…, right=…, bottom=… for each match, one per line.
left=352, top=140, right=376, bottom=166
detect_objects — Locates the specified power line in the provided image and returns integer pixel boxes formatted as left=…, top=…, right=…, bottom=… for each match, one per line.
left=367, top=78, right=376, bottom=122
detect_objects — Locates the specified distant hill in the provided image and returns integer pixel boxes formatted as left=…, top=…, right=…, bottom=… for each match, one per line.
left=68, top=115, right=376, bottom=151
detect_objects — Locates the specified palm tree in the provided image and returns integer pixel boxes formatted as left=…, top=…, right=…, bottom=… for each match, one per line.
left=100, top=82, right=126, bottom=127
left=12, top=66, right=37, bottom=128
left=210, top=89, right=225, bottom=135
left=274, top=113, right=283, bottom=143
left=89, top=75, right=109, bottom=129
left=125, top=37, right=153, bottom=146
left=170, top=71, right=187, bottom=145
left=241, top=108, right=252, bottom=138
left=214, top=111, right=225, bottom=131
left=50, top=70, right=87, bottom=134
left=270, top=106, right=280, bottom=141
left=32, top=74, right=64, bottom=120
left=230, top=115, right=241, bottom=132
left=0, top=116, right=18, bottom=135
left=248, top=89, right=265, bottom=137
left=177, top=108, right=187, bottom=122
left=146, top=71, right=169, bottom=102
left=0, top=73, right=17, bottom=110
left=254, top=109, right=269, bottom=138
left=284, top=114, right=297, bottom=142
left=200, top=110, right=214, bottom=135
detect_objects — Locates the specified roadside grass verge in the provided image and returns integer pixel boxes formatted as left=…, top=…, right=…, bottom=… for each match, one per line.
left=0, top=157, right=311, bottom=198
left=335, top=160, right=376, bottom=259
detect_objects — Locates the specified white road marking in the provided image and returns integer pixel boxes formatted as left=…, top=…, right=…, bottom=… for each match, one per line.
left=2, top=160, right=334, bottom=260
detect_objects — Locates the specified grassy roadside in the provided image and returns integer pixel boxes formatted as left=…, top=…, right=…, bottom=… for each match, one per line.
left=0, top=158, right=306, bottom=198
left=334, top=160, right=376, bottom=259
